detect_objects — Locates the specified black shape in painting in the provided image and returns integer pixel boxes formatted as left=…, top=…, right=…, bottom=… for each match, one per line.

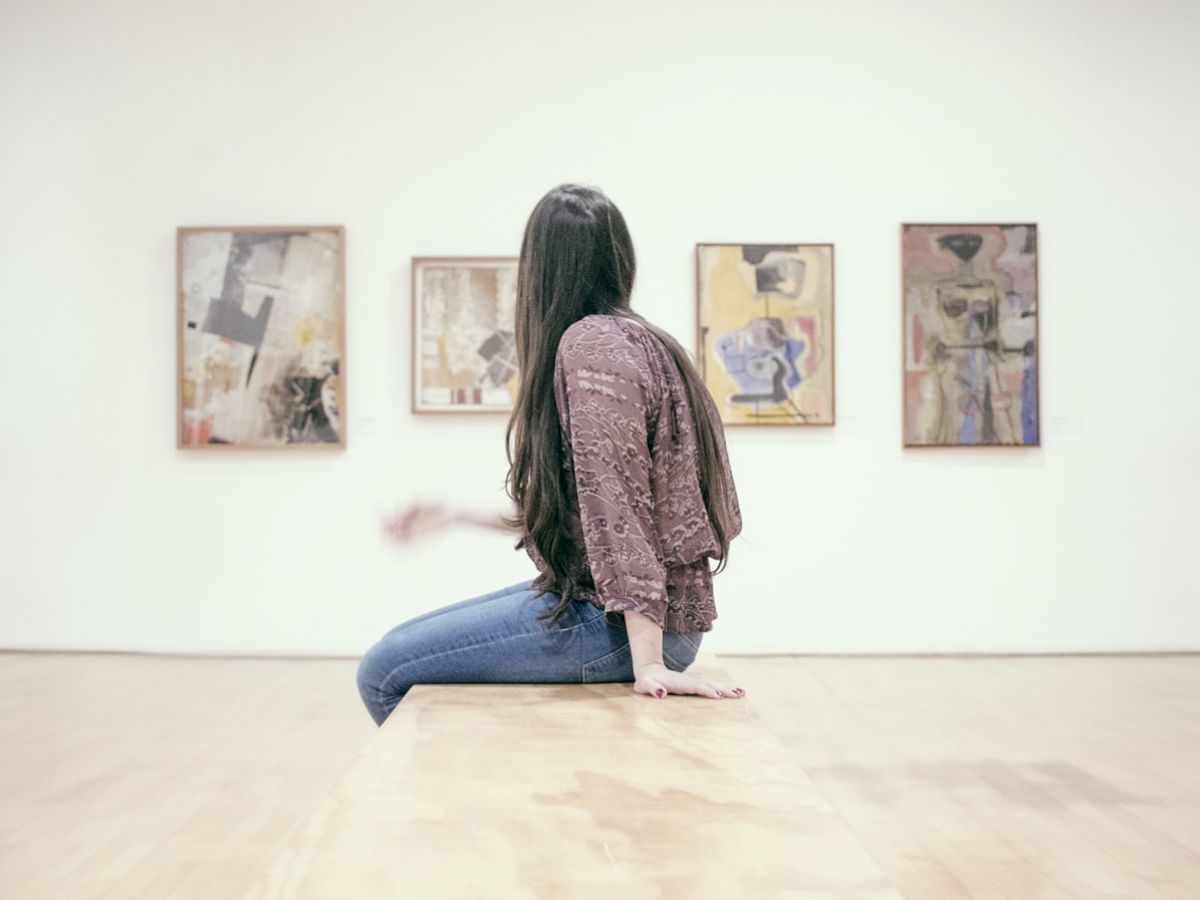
left=266, top=375, right=339, bottom=444
left=476, top=329, right=517, bottom=388
left=936, top=233, right=983, bottom=263
left=729, top=356, right=806, bottom=421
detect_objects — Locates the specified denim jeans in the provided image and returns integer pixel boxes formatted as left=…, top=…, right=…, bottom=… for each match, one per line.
left=356, top=576, right=705, bottom=726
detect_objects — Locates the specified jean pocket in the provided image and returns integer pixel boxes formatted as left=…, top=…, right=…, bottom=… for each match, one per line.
left=581, top=643, right=633, bottom=684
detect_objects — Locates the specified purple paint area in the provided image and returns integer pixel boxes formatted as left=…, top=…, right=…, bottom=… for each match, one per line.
left=715, top=324, right=807, bottom=393
left=959, top=348, right=978, bottom=444
left=1021, top=356, right=1038, bottom=444
left=958, top=314, right=979, bottom=443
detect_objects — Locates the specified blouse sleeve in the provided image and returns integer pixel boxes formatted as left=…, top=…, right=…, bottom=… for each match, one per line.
left=555, top=326, right=669, bottom=629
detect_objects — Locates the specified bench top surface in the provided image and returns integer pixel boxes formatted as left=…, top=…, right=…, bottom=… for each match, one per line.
left=250, top=659, right=900, bottom=899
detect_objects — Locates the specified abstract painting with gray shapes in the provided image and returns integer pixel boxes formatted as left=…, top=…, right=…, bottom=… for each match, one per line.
left=179, top=227, right=344, bottom=446
left=903, top=224, right=1038, bottom=446
left=413, top=258, right=518, bottom=412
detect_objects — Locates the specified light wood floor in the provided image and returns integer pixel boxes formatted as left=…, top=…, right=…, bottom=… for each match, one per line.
left=1, top=651, right=1197, bottom=898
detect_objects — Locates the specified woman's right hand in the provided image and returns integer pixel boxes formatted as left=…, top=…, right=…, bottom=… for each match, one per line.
left=381, top=500, right=459, bottom=544
left=633, top=662, right=744, bottom=700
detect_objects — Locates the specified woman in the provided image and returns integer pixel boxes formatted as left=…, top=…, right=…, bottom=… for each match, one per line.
left=356, top=184, right=745, bottom=726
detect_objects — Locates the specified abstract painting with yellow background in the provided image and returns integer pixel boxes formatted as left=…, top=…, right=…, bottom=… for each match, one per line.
left=696, top=244, right=835, bottom=426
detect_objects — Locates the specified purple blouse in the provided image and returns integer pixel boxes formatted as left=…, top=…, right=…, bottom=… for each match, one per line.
left=524, top=313, right=742, bottom=633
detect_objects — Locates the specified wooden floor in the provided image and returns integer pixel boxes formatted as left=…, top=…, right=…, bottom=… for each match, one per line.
left=0, top=651, right=1197, bottom=898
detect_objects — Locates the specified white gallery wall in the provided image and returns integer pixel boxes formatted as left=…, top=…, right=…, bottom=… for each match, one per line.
left=1, top=0, right=1197, bottom=655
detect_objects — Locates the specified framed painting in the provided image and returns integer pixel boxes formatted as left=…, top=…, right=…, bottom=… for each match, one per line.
left=176, top=225, right=346, bottom=449
left=696, top=243, right=835, bottom=426
left=412, top=256, right=519, bottom=414
left=902, top=223, right=1039, bottom=447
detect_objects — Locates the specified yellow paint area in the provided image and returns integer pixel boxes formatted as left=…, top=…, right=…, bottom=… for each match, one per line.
left=422, top=336, right=485, bottom=389
left=291, top=315, right=338, bottom=347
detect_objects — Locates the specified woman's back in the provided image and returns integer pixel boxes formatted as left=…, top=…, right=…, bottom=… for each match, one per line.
left=523, top=313, right=742, bottom=634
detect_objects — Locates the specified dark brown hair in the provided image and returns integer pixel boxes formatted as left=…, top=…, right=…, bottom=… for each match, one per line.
left=503, top=183, right=736, bottom=628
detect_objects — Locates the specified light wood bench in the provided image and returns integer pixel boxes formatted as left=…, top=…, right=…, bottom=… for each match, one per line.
left=248, top=654, right=901, bottom=899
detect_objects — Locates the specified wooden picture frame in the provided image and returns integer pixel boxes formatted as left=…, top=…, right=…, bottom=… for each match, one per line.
left=176, top=225, right=346, bottom=449
left=411, top=256, right=519, bottom=415
left=695, top=242, right=836, bottom=427
left=901, top=223, right=1040, bottom=448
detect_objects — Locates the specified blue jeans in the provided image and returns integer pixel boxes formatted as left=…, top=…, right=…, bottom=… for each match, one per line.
left=356, top=576, right=705, bottom=726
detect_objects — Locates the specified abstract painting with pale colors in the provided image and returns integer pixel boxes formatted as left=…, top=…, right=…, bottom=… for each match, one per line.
left=414, top=260, right=518, bottom=412
left=697, top=244, right=835, bottom=426
left=179, top=228, right=344, bottom=447
left=903, top=224, right=1038, bottom=446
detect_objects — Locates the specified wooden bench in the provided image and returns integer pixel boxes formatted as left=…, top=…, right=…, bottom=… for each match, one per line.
left=248, top=655, right=901, bottom=898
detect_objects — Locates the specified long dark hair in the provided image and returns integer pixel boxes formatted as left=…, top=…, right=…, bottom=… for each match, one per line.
left=503, top=184, right=737, bottom=628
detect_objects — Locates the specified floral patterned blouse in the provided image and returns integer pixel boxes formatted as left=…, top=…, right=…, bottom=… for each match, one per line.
left=524, top=313, right=742, bottom=633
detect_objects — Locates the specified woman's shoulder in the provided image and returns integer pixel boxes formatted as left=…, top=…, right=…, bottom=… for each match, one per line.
left=559, top=313, right=640, bottom=349
left=556, top=314, right=666, bottom=403
left=557, top=314, right=658, bottom=368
